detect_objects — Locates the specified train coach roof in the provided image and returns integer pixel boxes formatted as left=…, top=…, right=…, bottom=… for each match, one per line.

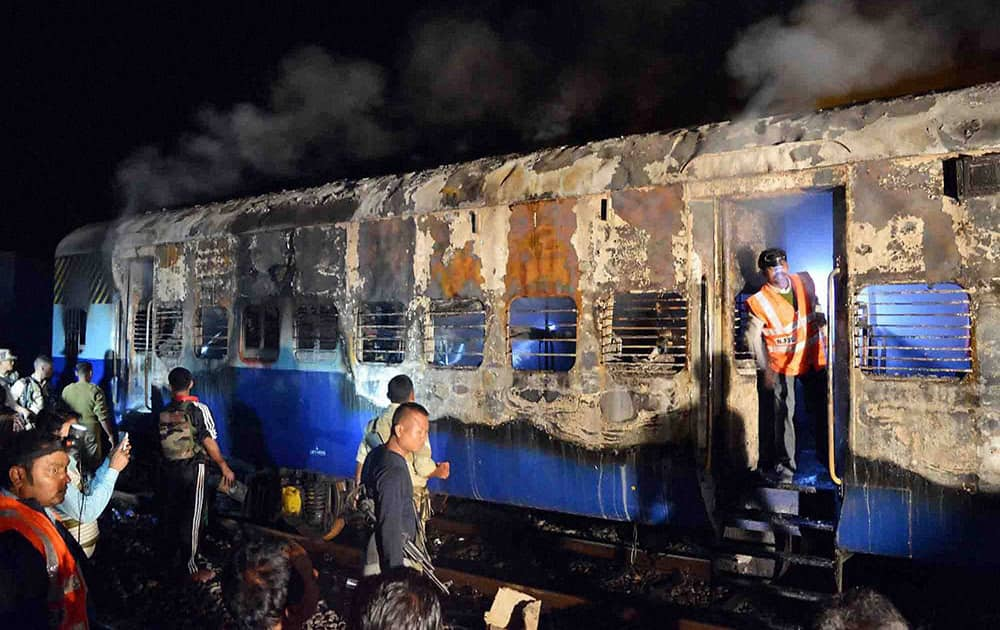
left=58, top=82, right=1000, bottom=257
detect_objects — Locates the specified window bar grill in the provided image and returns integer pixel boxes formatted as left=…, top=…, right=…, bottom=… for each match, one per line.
left=853, top=284, right=973, bottom=378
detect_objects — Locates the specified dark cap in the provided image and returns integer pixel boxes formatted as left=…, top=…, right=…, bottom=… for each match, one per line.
left=758, top=248, right=787, bottom=270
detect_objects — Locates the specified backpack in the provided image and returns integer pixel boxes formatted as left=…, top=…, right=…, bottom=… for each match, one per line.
left=159, top=401, right=202, bottom=460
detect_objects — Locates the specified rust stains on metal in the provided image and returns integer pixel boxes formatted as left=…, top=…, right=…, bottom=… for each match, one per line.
left=610, top=186, right=685, bottom=291
left=506, top=199, right=579, bottom=298
left=423, top=213, right=484, bottom=300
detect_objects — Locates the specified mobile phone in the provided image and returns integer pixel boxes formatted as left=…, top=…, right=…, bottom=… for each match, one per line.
left=119, top=431, right=130, bottom=447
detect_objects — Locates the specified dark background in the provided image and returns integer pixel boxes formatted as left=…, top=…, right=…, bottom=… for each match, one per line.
left=6, top=1, right=999, bottom=362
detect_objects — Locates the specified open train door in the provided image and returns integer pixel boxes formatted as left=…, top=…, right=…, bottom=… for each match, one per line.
left=121, top=256, right=155, bottom=413
left=698, top=187, right=852, bottom=592
left=698, top=189, right=849, bottom=486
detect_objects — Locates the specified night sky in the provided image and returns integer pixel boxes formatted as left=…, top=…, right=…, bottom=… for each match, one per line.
left=10, top=1, right=1000, bottom=263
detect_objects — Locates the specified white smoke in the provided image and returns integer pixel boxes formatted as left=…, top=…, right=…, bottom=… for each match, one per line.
left=728, top=0, right=959, bottom=115
left=116, top=47, right=393, bottom=213
left=402, top=18, right=523, bottom=127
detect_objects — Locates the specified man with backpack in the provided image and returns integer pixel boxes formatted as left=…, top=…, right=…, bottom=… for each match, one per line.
left=159, top=366, right=235, bottom=582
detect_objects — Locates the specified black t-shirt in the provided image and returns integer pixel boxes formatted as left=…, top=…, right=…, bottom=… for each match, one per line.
left=361, top=445, right=416, bottom=571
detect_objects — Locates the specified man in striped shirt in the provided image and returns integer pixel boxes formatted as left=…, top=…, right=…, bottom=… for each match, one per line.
left=159, top=366, right=235, bottom=582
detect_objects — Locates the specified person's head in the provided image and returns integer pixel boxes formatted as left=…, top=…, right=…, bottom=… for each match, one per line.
left=35, top=410, right=77, bottom=439
left=2, top=430, right=70, bottom=507
left=758, top=247, right=790, bottom=288
left=223, top=540, right=292, bottom=630
left=0, top=348, right=17, bottom=373
left=390, top=402, right=429, bottom=455
left=168, top=366, right=194, bottom=394
left=354, top=568, right=443, bottom=630
left=33, top=355, right=53, bottom=380
left=387, top=375, right=415, bottom=404
left=813, top=588, right=908, bottom=630
left=75, top=361, right=93, bottom=383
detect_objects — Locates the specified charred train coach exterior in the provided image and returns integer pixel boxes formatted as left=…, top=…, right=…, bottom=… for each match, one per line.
left=53, top=83, right=1000, bottom=564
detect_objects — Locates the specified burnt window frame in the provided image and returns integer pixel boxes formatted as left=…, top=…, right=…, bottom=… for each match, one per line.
left=63, top=307, right=87, bottom=356
left=293, top=300, right=340, bottom=361
left=601, top=291, right=689, bottom=373
left=195, top=305, right=230, bottom=360
left=356, top=301, right=407, bottom=364
left=424, top=298, right=486, bottom=369
left=852, top=282, right=974, bottom=381
left=241, top=302, right=281, bottom=362
left=733, top=289, right=758, bottom=375
left=153, top=301, right=184, bottom=359
left=508, top=295, right=578, bottom=372
left=132, top=301, right=152, bottom=354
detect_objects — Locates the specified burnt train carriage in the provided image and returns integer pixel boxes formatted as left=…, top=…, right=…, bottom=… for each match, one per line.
left=53, top=83, right=1000, bottom=566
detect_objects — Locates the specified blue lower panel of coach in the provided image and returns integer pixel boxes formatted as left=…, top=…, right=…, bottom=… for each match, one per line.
left=838, top=480, right=1000, bottom=565
left=188, top=367, right=707, bottom=528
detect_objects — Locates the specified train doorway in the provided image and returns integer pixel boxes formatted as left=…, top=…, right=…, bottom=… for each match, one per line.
left=717, top=188, right=846, bottom=488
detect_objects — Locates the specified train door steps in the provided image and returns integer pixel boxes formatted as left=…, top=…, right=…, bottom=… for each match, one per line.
left=712, top=480, right=843, bottom=601
left=721, top=510, right=835, bottom=533
left=714, top=541, right=836, bottom=569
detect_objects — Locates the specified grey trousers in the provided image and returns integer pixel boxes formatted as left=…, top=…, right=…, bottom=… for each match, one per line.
left=773, top=369, right=828, bottom=471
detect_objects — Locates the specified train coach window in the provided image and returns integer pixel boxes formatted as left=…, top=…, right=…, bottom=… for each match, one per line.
left=358, top=302, right=406, bottom=364
left=242, top=304, right=280, bottom=361
left=509, top=296, right=577, bottom=371
left=132, top=302, right=152, bottom=353
left=294, top=303, right=339, bottom=358
left=853, top=283, right=973, bottom=379
left=195, top=306, right=229, bottom=360
left=154, top=302, right=183, bottom=359
left=602, top=292, right=687, bottom=371
left=425, top=299, right=485, bottom=368
left=63, top=308, right=87, bottom=356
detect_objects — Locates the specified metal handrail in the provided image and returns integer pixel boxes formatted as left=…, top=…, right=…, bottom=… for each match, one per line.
left=827, top=260, right=842, bottom=486
left=143, top=300, right=153, bottom=410
left=702, top=276, right=712, bottom=473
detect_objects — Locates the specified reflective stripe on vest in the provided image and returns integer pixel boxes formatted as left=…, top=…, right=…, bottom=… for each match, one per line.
left=747, top=272, right=827, bottom=376
left=0, top=496, right=89, bottom=630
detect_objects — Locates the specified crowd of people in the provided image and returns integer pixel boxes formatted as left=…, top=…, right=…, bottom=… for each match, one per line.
left=0, top=353, right=447, bottom=629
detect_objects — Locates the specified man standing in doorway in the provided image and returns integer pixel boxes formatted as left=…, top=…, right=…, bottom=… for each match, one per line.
left=62, top=361, right=116, bottom=473
left=746, top=248, right=828, bottom=482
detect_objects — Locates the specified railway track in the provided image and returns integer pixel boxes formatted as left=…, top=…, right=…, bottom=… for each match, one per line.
left=220, top=515, right=735, bottom=629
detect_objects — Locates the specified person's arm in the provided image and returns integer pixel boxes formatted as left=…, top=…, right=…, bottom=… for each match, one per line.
left=2, top=386, right=28, bottom=418
left=746, top=315, right=776, bottom=388
left=202, top=437, right=235, bottom=489
left=375, top=468, right=407, bottom=571
left=191, top=402, right=235, bottom=489
left=413, top=439, right=449, bottom=480
left=92, top=388, right=115, bottom=445
left=355, top=439, right=371, bottom=485
left=8, top=381, right=30, bottom=418
left=56, top=449, right=127, bottom=523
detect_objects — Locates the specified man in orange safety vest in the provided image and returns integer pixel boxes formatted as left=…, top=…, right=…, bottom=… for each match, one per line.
left=0, top=430, right=90, bottom=629
left=746, top=248, right=828, bottom=483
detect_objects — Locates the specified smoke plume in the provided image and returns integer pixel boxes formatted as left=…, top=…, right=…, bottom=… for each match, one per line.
left=116, top=47, right=393, bottom=213
left=728, top=0, right=1000, bottom=115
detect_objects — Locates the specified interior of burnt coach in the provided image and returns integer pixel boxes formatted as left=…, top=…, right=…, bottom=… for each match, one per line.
left=722, top=189, right=844, bottom=487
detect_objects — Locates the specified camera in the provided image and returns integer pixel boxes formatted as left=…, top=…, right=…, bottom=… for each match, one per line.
left=62, top=423, right=89, bottom=456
